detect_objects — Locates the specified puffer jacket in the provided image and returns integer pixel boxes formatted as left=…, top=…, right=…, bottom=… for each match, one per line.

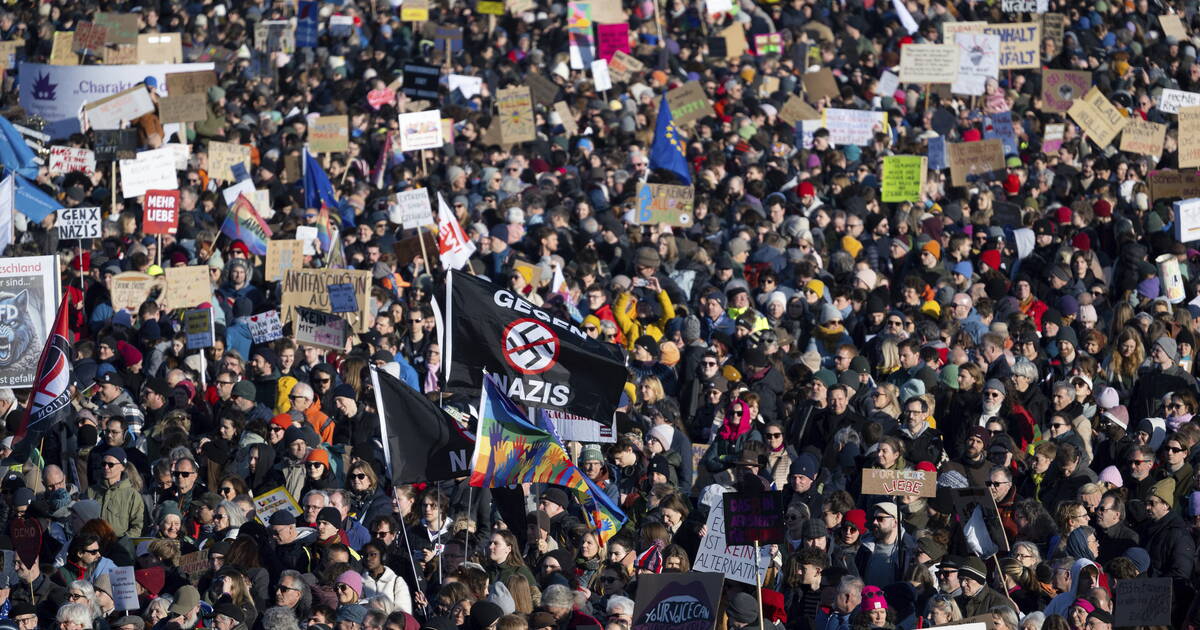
left=361, top=566, right=413, bottom=613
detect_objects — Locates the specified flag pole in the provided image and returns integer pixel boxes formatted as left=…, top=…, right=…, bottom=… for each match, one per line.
left=370, top=366, right=393, bottom=477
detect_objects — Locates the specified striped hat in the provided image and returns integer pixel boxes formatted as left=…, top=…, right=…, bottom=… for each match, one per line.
left=634, top=541, right=664, bottom=574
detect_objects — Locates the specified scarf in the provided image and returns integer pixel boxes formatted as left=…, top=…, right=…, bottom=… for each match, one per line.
left=718, top=400, right=753, bottom=440
left=424, top=362, right=441, bottom=393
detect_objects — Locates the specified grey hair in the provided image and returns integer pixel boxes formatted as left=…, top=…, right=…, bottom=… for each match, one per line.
left=291, top=382, right=314, bottom=399
left=607, top=595, right=635, bottom=616
left=1012, top=358, right=1039, bottom=381
left=1012, top=541, right=1042, bottom=564
left=542, top=584, right=574, bottom=609
left=302, top=490, right=329, bottom=507
left=68, top=579, right=101, bottom=617
left=928, top=595, right=961, bottom=621
left=990, top=605, right=1019, bottom=630
left=57, top=602, right=93, bottom=628
left=145, top=595, right=173, bottom=619
left=833, top=426, right=862, bottom=448
left=1052, top=381, right=1073, bottom=398
left=837, top=575, right=865, bottom=595
left=0, top=388, right=15, bottom=403
left=218, top=500, right=248, bottom=528
left=259, top=607, right=301, bottom=630
left=1021, top=611, right=1046, bottom=630
left=366, top=594, right=395, bottom=614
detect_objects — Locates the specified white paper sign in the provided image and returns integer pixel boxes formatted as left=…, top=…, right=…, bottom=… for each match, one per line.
left=692, top=502, right=771, bottom=585
left=398, top=110, right=445, bottom=151
left=109, top=566, right=139, bottom=611
left=161, top=142, right=190, bottom=170
left=706, top=0, right=732, bottom=13
left=296, top=225, right=319, bottom=255
left=48, top=146, right=96, bottom=177
left=56, top=206, right=101, bottom=239
left=394, top=189, right=434, bottom=229
left=591, top=59, right=612, bottom=92
left=222, top=178, right=255, bottom=207
left=248, top=310, right=284, bottom=343
left=542, top=408, right=617, bottom=443
left=952, top=33, right=1001, bottom=96
left=119, top=154, right=178, bottom=198
left=1175, top=198, right=1200, bottom=243
left=294, top=306, right=349, bottom=351
left=84, top=87, right=156, bottom=131
left=877, top=70, right=900, bottom=99
left=448, top=74, right=483, bottom=98
left=1159, top=88, right=1200, bottom=114
left=823, top=108, right=886, bottom=146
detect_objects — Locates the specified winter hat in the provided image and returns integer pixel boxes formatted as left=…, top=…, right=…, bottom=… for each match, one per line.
left=1099, top=466, right=1123, bottom=487
left=579, top=444, right=604, bottom=463
left=1152, top=477, right=1177, bottom=508
left=337, top=570, right=364, bottom=597
left=1096, top=387, right=1119, bottom=410
left=861, top=586, right=888, bottom=612
left=635, top=542, right=664, bottom=573
left=648, top=424, right=676, bottom=450
left=683, top=316, right=702, bottom=342
left=1123, top=548, right=1151, bottom=573
left=843, top=509, right=867, bottom=532
left=1156, top=336, right=1178, bottom=361
left=801, top=519, right=828, bottom=540
left=117, top=341, right=143, bottom=366
left=318, top=507, right=343, bottom=529
left=306, top=448, right=331, bottom=467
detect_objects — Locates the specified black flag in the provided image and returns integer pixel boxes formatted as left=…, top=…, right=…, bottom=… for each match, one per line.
left=443, top=270, right=627, bottom=422
left=371, top=367, right=475, bottom=484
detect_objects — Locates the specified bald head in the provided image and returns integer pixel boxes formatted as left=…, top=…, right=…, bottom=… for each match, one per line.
left=43, top=465, right=66, bottom=490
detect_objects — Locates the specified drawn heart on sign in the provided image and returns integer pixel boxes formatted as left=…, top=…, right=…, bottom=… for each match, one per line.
left=367, top=89, right=396, bottom=110
left=250, top=315, right=259, bottom=322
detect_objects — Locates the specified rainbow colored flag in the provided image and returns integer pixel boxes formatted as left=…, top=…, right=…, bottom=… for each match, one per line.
left=220, top=193, right=273, bottom=256
left=315, top=206, right=336, bottom=255
left=470, top=373, right=626, bottom=543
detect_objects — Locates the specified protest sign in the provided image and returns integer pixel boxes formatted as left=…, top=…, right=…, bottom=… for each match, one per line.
left=10, top=518, right=41, bottom=567
left=540, top=408, right=616, bottom=443
left=309, top=115, right=349, bottom=153
left=954, top=487, right=1009, bottom=554
left=823, top=108, right=887, bottom=146
left=83, top=85, right=155, bottom=131
left=526, top=72, right=560, bottom=107
left=164, top=70, right=217, bottom=95
left=103, top=46, right=138, bottom=65
left=393, top=230, right=439, bottom=267
left=119, top=154, right=178, bottom=198
left=878, top=70, right=900, bottom=99
left=1161, top=14, right=1188, bottom=40
left=635, top=183, right=694, bottom=226
left=477, top=0, right=505, bottom=14
left=898, top=44, right=958, bottom=84
left=722, top=492, right=786, bottom=545
left=665, top=81, right=712, bottom=127
left=951, top=33, right=1000, bottom=95
left=448, top=75, right=482, bottom=99
left=94, top=12, right=138, bottom=45
left=881, top=156, right=927, bottom=203
left=253, top=486, right=302, bottom=524
left=402, top=0, right=429, bottom=20
left=928, top=137, right=947, bottom=171
left=282, top=268, right=372, bottom=332
left=109, top=566, right=139, bottom=611
left=143, top=190, right=180, bottom=235
left=507, top=0, right=535, bottom=15
left=248, top=310, right=284, bottom=344
left=367, top=88, right=396, bottom=109
left=398, top=110, right=444, bottom=151
left=778, top=95, right=820, bottom=127
left=720, top=23, right=748, bottom=59
left=1150, top=170, right=1200, bottom=201
left=137, top=33, right=183, bottom=64
left=596, top=23, right=630, bottom=61
left=1178, top=106, right=1200, bottom=168
left=631, top=572, right=723, bottom=630
left=1041, top=69, right=1091, bottom=113
left=56, top=207, right=101, bottom=240
left=497, top=87, right=536, bottom=144
left=1002, top=0, right=1047, bottom=13
left=157, top=92, right=207, bottom=123
left=330, top=15, right=355, bottom=37
left=983, top=112, right=1018, bottom=155
left=1042, top=123, right=1066, bottom=153
left=177, top=551, right=210, bottom=579
left=207, top=141, right=252, bottom=182
left=394, top=189, right=434, bottom=229
left=802, top=68, right=839, bottom=100
left=328, top=283, right=358, bottom=314
left=980, top=22, right=1039, bottom=69
left=1068, top=87, right=1128, bottom=149
left=1041, top=12, right=1065, bottom=43
left=184, top=308, right=214, bottom=349
left=1159, top=88, right=1200, bottom=114
left=295, top=306, right=350, bottom=351
left=608, top=51, right=643, bottom=83
left=165, top=265, right=212, bottom=311
left=754, top=32, right=782, bottom=55
left=1175, top=198, right=1200, bottom=243
left=693, top=503, right=770, bottom=586
left=554, top=102, right=578, bottom=136
left=111, top=272, right=157, bottom=313
left=50, top=31, right=78, bottom=65
left=1120, top=118, right=1167, bottom=158
left=73, top=23, right=107, bottom=53
left=948, top=139, right=1005, bottom=186
left=402, top=63, right=440, bottom=100
left=861, top=468, right=937, bottom=497
left=48, top=146, right=96, bottom=177
left=591, top=59, right=612, bottom=92
left=1114, top=577, right=1171, bottom=626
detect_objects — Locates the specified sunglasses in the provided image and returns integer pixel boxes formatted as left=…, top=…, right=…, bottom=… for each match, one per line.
left=172, top=471, right=194, bottom=478
left=307, top=462, right=325, bottom=468
left=351, top=473, right=368, bottom=480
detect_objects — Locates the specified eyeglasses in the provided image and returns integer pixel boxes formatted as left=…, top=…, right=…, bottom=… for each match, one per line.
left=766, top=432, right=783, bottom=438
left=172, top=471, right=194, bottom=478
left=220, top=487, right=236, bottom=495
left=102, top=461, right=121, bottom=468
left=984, top=392, right=1003, bottom=399
left=1167, top=446, right=1188, bottom=453
left=1050, top=423, right=1067, bottom=429
left=307, top=462, right=325, bottom=468
left=216, top=380, right=235, bottom=386
left=288, top=394, right=309, bottom=400
left=276, top=584, right=301, bottom=592
left=985, top=481, right=1009, bottom=487
left=886, top=319, right=903, bottom=326
left=314, top=378, right=331, bottom=384
left=214, top=513, right=228, bottom=521
left=351, top=473, right=368, bottom=480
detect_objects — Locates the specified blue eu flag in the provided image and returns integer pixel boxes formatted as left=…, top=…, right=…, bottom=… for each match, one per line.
left=649, top=95, right=691, bottom=185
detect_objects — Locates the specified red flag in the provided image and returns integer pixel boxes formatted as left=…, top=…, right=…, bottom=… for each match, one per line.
left=11, top=296, right=72, bottom=458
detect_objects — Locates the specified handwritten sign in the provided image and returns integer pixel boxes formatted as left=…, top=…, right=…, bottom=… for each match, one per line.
left=282, top=268, right=372, bottom=332
left=1042, top=123, right=1066, bottom=153
left=137, top=33, right=183, bottom=64
left=184, top=308, right=214, bottom=349
left=823, top=108, right=887, bottom=146
left=1175, top=198, right=1200, bottom=243
left=1178, top=107, right=1200, bottom=169
left=596, top=23, right=630, bottom=61
left=1151, top=170, right=1200, bottom=201
left=948, top=139, right=1005, bottom=186
left=158, top=92, right=207, bottom=123
left=177, top=550, right=210, bottom=578
left=248, top=310, right=284, bottom=344
left=207, top=141, right=252, bottom=183
left=165, top=70, right=217, bottom=95
left=328, top=283, right=358, bottom=313
left=295, top=306, right=349, bottom=351
left=310, top=115, right=349, bottom=153
left=1159, top=88, right=1200, bottom=115
left=608, top=50, right=643, bottom=83
left=119, top=153, right=178, bottom=199
left=394, top=189, right=434, bottom=229
left=50, top=31, right=78, bottom=65
left=253, top=486, right=302, bottom=524
left=73, top=23, right=107, bottom=53
left=48, top=146, right=96, bottom=177
left=1001, top=0, right=1047, bottom=13
left=111, top=272, right=156, bottom=313
left=1161, top=14, right=1188, bottom=40
left=980, top=22, right=1040, bottom=69
left=109, top=566, right=139, bottom=611
left=1041, top=13, right=1065, bottom=44
left=692, top=504, right=770, bottom=586
left=899, top=44, right=959, bottom=84
left=1042, top=69, right=1091, bottom=113
left=1120, top=118, right=1166, bottom=158
left=665, top=81, right=713, bottom=127
left=57, top=206, right=101, bottom=240
left=802, top=68, right=839, bottom=100
left=94, top=12, right=138, bottom=45
left=165, top=265, right=212, bottom=311
left=951, top=33, right=999, bottom=96
left=635, top=183, right=694, bottom=226
left=881, top=156, right=927, bottom=203
left=265, top=240, right=303, bottom=283
left=402, top=0, right=430, bottom=20
left=778, top=95, right=820, bottom=127
left=84, top=85, right=155, bottom=131
left=1068, top=87, right=1128, bottom=148
left=722, top=492, right=785, bottom=545
left=1114, top=577, right=1171, bottom=627
left=861, top=468, right=937, bottom=497
left=497, top=86, right=536, bottom=145
left=10, top=518, right=42, bottom=567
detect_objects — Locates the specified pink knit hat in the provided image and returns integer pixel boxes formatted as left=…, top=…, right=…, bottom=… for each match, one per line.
left=1099, top=466, right=1123, bottom=488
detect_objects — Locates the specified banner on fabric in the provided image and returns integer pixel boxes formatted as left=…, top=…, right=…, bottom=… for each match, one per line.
left=0, top=256, right=58, bottom=388
left=374, top=367, right=476, bottom=484
left=823, top=108, right=887, bottom=146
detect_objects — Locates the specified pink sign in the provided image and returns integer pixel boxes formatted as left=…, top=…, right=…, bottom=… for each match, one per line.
left=367, top=89, right=396, bottom=110
left=596, top=23, right=630, bottom=61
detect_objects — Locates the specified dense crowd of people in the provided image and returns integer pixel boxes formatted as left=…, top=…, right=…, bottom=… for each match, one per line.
left=1, top=0, right=1200, bottom=629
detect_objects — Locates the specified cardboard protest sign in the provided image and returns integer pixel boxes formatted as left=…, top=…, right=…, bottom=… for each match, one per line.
left=881, top=156, right=927, bottom=203
left=253, top=486, right=302, bottom=524
left=11, top=518, right=42, bottom=567
left=928, top=137, right=947, bottom=171
left=524, top=72, right=560, bottom=107
left=754, top=32, right=782, bottom=55
left=157, top=93, right=207, bottom=123
left=398, top=110, right=445, bottom=151
left=207, top=141, right=252, bottom=183
left=142, top=190, right=180, bottom=235
left=265, top=240, right=304, bottom=283
left=102, top=45, right=138, bottom=65
left=596, top=23, right=630, bottom=61
left=1042, top=123, right=1066, bottom=153
left=282, top=268, right=372, bottom=332
left=1150, top=170, right=1200, bottom=201
left=184, top=308, right=214, bottom=349
left=57, top=206, right=101, bottom=240
left=248, top=310, right=284, bottom=344
left=778, top=95, right=820, bottom=127
left=1114, top=577, right=1171, bottom=626
left=137, top=33, right=183, bottom=64
left=507, top=0, right=535, bottom=16
left=802, top=68, right=839, bottom=100
left=631, top=572, right=723, bottom=630
left=719, top=24, right=748, bottom=59
left=176, top=551, right=210, bottom=579
left=497, top=86, right=536, bottom=144
left=951, top=33, right=1000, bottom=96
left=48, top=146, right=96, bottom=177
left=608, top=50, right=644, bottom=84
left=898, top=44, right=958, bottom=84
left=477, top=0, right=505, bottom=14
left=1158, top=88, right=1200, bottom=114
left=1068, top=87, right=1128, bottom=149
left=665, top=81, right=712, bottom=127
left=84, top=85, right=155, bottom=131
left=591, top=0, right=624, bottom=22
left=635, top=183, right=694, bottom=226
left=722, top=492, right=786, bottom=545
left=692, top=503, right=770, bottom=586
left=164, top=70, right=217, bottom=95
left=120, top=154, right=178, bottom=199
left=50, top=31, right=78, bottom=65
left=980, top=22, right=1040, bottom=69
left=1120, top=118, right=1167, bottom=158
left=328, top=283, right=358, bottom=314
left=554, top=101, right=578, bottom=136
left=294, top=306, right=349, bottom=351
left=394, top=189, right=434, bottom=229
left=948, top=139, right=1005, bottom=186
left=111, top=272, right=157, bottom=312
left=309, top=115, right=349, bottom=153
left=861, top=468, right=937, bottom=497
left=94, top=13, right=138, bottom=45
left=823, top=108, right=887, bottom=146
left=1161, top=14, right=1188, bottom=40
left=393, top=229, right=440, bottom=267
left=165, top=265, right=212, bottom=311
left=73, top=23, right=107, bottom=53
left=1042, top=69, right=1091, bottom=113
left=1175, top=199, right=1200, bottom=243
